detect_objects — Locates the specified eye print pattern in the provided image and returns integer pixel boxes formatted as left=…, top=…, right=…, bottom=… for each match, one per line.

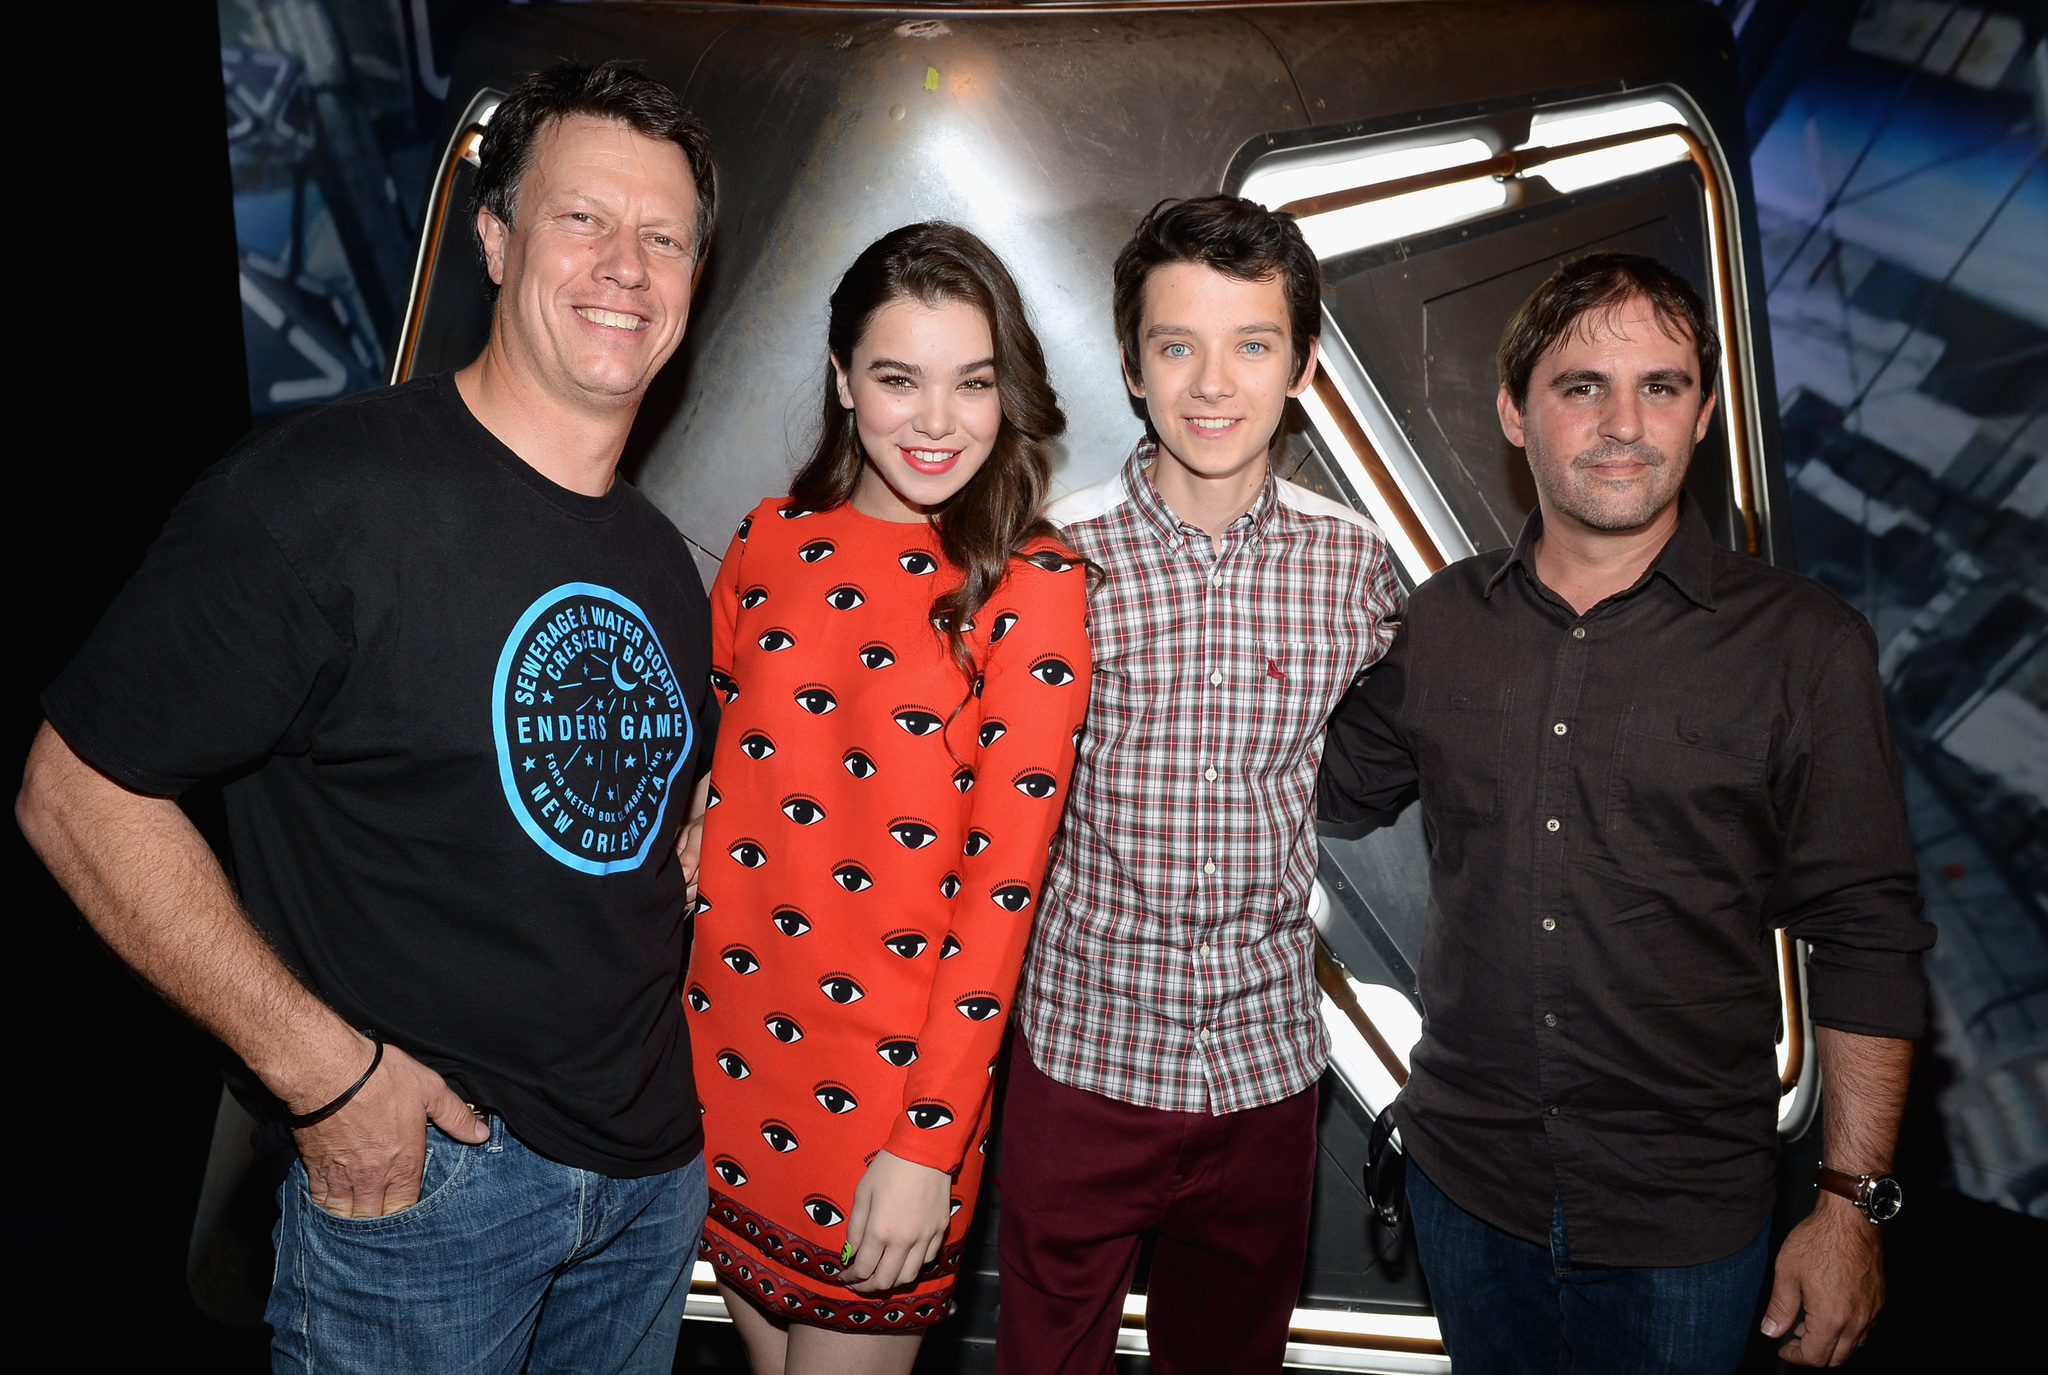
left=1030, top=655, right=1076, bottom=686
left=701, top=503, right=1086, bottom=1304
left=894, top=708, right=944, bottom=736
left=906, top=1102, right=954, bottom=1130
left=990, top=883, right=1032, bottom=912
left=1014, top=771, right=1058, bottom=799
left=877, top=1038, right=919, bottom=1067
left=889, top=819, right=937, bottom=850
left=781, top=797, right=826, bottom=825
left=706, top=783, right=721, bottom=808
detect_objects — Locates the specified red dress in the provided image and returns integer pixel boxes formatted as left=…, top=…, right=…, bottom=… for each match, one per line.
left=689, top=497, right=1090, bottom=1332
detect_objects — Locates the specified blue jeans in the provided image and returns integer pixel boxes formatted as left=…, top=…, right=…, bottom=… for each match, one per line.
left=1407, top=1162, right=1768, bottom=1375
left=269, top=1115, right=706, bottom=1374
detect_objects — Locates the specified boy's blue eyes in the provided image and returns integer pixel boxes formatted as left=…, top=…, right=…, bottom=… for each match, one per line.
left=1160, top=341, right=1271, bottom=357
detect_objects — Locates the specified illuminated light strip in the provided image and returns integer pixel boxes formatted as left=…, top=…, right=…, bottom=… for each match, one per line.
left=1298, top=372, right=1442, bottom=580
left=687, top=1262, right=1446, bottom=1366
left=391, top=89, right=502, bottom=386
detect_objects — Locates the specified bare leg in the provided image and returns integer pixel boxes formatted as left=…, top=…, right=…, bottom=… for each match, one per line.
left=785, top=1322, right=924, bottom=1375
left=720, top=1281, right=791, bottom=1375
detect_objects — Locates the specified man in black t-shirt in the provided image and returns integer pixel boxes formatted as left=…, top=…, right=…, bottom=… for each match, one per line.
left=20, top=64, right=722, bottom=1374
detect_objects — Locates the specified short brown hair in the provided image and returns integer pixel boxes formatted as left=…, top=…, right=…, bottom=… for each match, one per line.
left=1497, top=252, right=1719, bottom=408
left=1112, top=196, right=1322, bottom=386
left=473, top=60, right=717, bottom=265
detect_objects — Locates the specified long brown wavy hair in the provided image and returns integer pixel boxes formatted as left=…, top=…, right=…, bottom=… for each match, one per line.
left=788, top=223, right=1073, bottom=677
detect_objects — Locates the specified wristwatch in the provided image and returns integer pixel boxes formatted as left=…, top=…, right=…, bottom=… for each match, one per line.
left=1816, top=1166, right=1903, bottom=1222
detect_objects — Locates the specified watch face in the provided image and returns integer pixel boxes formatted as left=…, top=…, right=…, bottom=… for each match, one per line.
left=1866, top=1176, right=1904, bottom=1222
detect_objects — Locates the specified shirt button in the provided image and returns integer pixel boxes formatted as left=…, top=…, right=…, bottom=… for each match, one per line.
left=1572, top=627, right=1586, bottom=639
left=1199, top=1028, right=1212, bottom=1042
left=1542, top=918, right=1557, bottom=931
left=1546, top=818, right=1561, bottom=832
left=1203, top=861, right=1217, bottom=875
left=1547, top=1105, right=1561, bottom=1117
left=1209, top=671, right=1223, bottom=686
left=1200, top=943, right=1210, bottom=954
left=1211, top=573, right=1222, bottom=589
left=1204, top=767, right=1218, bottom=782
left=1543, top=1013, right=1558, bottom=1027
left=1553, top=722, right=1568, bottom=735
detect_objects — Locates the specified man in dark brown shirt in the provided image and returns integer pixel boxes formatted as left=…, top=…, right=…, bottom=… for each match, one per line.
left=1317, top=253, right=1932, bottom=1374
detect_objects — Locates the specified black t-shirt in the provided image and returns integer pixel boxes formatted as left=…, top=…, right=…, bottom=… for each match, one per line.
left=43, top=375, right=718, bottom=1176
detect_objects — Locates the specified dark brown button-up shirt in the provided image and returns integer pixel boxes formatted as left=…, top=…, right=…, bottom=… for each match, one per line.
left=1316, top=496, right=1933, bottom=1267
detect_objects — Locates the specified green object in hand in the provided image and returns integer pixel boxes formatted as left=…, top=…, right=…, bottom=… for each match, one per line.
left=841, top=1241, right=855, bottom=1265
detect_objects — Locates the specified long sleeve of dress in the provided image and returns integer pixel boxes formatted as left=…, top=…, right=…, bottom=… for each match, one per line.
left=882, top=557, right=1092, bottom=1173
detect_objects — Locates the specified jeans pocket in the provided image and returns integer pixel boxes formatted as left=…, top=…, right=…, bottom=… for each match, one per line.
left=298, top=1125, right=479, bottom=1232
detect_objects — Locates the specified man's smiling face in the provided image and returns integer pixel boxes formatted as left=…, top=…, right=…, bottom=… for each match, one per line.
left=1498, top=293, right=1718, bottom=536
left=1126, top=262, right=1317, bottom=483
left=478, top=114, right=700, bottom=412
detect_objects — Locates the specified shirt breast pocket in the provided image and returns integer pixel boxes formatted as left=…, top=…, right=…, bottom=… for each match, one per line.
left=1409, top=686, right=1512, bottom=821
left=1248, top=640, right=1350, bottom=764
left=1606, top=705, right=1770, bottom=868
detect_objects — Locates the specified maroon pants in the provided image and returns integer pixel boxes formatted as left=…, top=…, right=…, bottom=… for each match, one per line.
left=993, top=1038, right=1319, bottom=1375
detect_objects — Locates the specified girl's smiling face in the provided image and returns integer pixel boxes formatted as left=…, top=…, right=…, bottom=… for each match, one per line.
left=836, top=297, right=1003, bottom=522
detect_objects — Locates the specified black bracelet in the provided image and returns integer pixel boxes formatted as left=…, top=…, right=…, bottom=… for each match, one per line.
left=283, top=1030, right=384, bottom=1130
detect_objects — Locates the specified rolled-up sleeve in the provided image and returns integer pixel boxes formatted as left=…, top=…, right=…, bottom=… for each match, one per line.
left=1767, top=615, right=1934, bottom=1039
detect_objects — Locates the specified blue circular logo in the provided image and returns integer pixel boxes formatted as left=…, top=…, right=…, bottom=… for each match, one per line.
left=492, top=583, right=694, bottom=874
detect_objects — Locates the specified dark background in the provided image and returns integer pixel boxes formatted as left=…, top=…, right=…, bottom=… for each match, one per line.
left=11, top=3, right=2040, bottom=1371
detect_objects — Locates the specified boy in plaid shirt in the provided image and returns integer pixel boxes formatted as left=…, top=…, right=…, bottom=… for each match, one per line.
left=997, top=197, right=1401, bottom=1374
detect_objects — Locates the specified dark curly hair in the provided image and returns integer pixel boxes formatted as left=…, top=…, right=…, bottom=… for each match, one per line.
left=1497, top=251, right=1719, bottom=408
left=1112, top=195, right=1323, bottom=388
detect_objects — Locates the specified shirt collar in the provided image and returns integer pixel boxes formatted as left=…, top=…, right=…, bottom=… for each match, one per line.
left=1485, top=491, right=1718, bottom=612
left=1120, top=438, right=1282, bottom=551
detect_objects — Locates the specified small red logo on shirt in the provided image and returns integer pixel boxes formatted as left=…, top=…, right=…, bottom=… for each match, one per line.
left=1267, top=657, right=1286, bottom=682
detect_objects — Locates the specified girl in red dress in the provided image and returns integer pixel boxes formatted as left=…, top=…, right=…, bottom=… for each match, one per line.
left=680, top=223, right=1091, bottom=1372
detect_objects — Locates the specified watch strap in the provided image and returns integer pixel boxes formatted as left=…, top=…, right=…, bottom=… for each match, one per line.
left=1815, top=1165, right=1868, bottom=1206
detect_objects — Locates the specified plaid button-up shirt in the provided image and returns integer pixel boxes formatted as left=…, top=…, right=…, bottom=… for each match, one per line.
left=1017, top=442, right=1402, bottom=1113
